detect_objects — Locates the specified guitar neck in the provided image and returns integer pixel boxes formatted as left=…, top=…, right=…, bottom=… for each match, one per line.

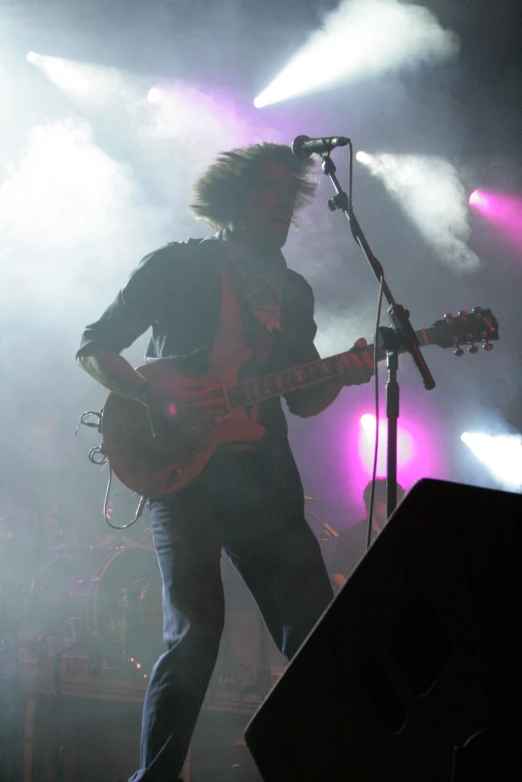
left=225, top=328, right=432, bottom=411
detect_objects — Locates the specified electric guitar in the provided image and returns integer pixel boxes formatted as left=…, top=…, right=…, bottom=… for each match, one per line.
left=100, top=307, right=499, bottom=497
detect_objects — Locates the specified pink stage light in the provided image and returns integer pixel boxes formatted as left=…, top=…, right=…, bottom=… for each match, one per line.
left=469, top=189, right=522, bottom=252
left=469, top=190, right=489, bottom=208
left=339, top=407, right=444, bottom=507
left=358, top=414, right=414, bottom=475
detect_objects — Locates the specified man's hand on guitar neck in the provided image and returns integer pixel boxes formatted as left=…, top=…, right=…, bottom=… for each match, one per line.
left=286, top=338, right=374, bottom=418
left=340, top=338, right=375, bottom=386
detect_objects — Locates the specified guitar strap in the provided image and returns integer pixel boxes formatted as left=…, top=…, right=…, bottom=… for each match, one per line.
left=219, top=253, right=277, bottom=371
left=253, top=320, right=276, bottom=370
left=188, top=237, right=277, bottom=371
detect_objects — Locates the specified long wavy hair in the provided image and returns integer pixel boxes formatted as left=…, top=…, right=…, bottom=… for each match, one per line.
left=189, top=142, right=317, bottom=230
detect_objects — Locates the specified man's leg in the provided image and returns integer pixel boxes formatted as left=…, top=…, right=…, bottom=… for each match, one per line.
left=129, top=488, right=224, bottom=782
left=225, top=512, right=333, bottom=660
left=221, top=441, right=334, bottom=661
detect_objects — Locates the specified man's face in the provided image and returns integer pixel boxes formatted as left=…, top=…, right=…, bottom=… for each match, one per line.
left=365, top=499, right=388, bottom=533
left=374, top=500, right=388, bottom=531
left=238, top=161, right=298, bottom=251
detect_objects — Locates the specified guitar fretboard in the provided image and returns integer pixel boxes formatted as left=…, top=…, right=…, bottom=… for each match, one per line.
left=226, top=354, right=346, bottom=410
left=225, top=327, right=431, bottom=411
left=221, top=305, right=502, bottom=412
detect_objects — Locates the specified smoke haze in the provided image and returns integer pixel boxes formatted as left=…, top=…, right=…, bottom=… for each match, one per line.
left=359, top=153, right=481, bottom=272
left=0, top=0, right=519, bottom=541
left=256, top=0, right=459, bottom=105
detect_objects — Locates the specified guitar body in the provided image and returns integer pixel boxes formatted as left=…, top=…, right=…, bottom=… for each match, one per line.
left=101, top=347, right=266, bottom=498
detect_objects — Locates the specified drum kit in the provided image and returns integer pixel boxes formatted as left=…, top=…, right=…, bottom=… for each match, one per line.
left=0, top=491, right=165, bottom=678
left=0, top=484, right=288, bottom=688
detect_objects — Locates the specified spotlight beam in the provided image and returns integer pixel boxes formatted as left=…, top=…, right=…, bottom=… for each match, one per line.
left=462, top=432, right=522, bottom=489
left=356, top=151, right=480, bottom=272
left=254, top=0, right=458, bottom=107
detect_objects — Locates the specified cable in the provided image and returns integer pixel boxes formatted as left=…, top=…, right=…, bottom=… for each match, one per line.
left=343, top=143, right=383, bottom=551
left=75, top=409, right=145, bottom=531
left=75, top=410, right=103, bottom=435
left=344, top=144, right=384, bottom=551
left=102, top=465, right=146, bottom=531
left=347, top=139, right=354, bottom=212
left=365, top=274, right=385, bottom=552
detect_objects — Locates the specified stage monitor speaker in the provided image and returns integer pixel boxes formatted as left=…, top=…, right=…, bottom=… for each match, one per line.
left=245, top=479, right=522, bottom=782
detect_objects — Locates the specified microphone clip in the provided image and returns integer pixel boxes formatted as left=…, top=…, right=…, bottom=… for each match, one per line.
left=328, top=192, right=349, bottom=212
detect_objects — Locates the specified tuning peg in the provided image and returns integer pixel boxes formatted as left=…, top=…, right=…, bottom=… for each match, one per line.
left=468, top=344, right=478, bottom=354
left=483, top=342, right=494, bottom=352
left=458, top=309, right=469, bottom=318
left=472, top=306, right=483, bottom=315
left=454, top=346, right=464, bottom=357
left=444, top=312, right=454, bottom=321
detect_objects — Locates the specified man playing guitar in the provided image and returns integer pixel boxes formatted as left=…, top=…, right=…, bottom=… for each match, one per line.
left=77, top=142, right=374, bottom=781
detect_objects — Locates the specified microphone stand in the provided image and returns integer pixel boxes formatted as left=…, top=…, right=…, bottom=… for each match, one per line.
left=320, top=150, right=436, bottom=516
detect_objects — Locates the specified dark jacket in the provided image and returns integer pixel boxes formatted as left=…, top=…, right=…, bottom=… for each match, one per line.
left=77, top=234, right=321, bottom=439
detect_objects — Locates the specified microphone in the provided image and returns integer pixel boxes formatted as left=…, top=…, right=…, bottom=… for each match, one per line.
left=292, top=135, right=349, bottom=158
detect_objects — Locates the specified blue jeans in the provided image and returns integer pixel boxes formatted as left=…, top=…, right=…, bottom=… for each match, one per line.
left=129, top=437, right=334, bottom=781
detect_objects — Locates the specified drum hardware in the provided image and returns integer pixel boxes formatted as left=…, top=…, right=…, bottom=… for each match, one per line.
left=17, top=631, right=40, bottom=670
left=0, top=628, right=19, bottom=674
left=304, top=496, right=338, bottom=550
left=23, top=546, right=164, bottom=678
left=117, top=577, right=149, bottom=676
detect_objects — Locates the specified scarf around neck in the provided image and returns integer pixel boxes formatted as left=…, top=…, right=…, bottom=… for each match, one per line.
left=222, top=230, right=287, bottom=333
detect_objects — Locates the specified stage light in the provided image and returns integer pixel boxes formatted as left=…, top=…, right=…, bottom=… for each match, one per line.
left=147, top=86, right=162, bottom=104
left=360, top=413, right=375, bottom=432
left=26, top=51, right=42, bottom=65
left=469, top=189, right=488, bottom=208
left=355, top=150, right=372, bottom=165
left=254, top=0, right=458, bottom=107
left=358, top=413, right=414, bottom=475
left=461, top=432, right=522, bottom=489
left=26, top=53, right=92, bottom=94
left=468, top=190, right=522, bottom=253
left=355, top=151, right=480, bottom=272
left=342, top=405, right=442, bottom=509
left=24, top=52, right=135, bottom=111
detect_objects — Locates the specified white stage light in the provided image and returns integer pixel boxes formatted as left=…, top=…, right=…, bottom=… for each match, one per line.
left=360, top=413, right=376, bottom=433
left=254, top=0, right=458, bottom=107
left=26, top=53, right=91, bottom=94
left=355, top=150, right=372, bottom=164
left=355, top=151, right=480, bottom=272
left=26, top=51, right=42, bottom=65
left=23, top=52, right=138, bottom=112
left=147, top=87, right=162, bottom=104
left=462, top=432, right=522, bottom=489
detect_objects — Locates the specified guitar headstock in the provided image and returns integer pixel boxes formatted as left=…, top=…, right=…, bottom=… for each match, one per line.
left=426, top=307, right=499, bottom=355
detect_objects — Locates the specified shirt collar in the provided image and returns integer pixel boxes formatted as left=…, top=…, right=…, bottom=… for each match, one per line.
left=220, top=229, right=287, bottom=273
